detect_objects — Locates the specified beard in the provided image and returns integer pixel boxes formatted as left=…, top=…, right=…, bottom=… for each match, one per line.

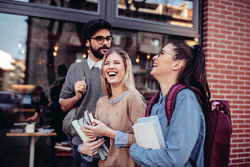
left=90, top=44, right=110, bottom=59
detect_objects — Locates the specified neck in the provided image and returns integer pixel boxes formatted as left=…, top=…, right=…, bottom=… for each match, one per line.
left=110, top=84, right=125, bottom=100
left=157, top=76, right=178, bottom=96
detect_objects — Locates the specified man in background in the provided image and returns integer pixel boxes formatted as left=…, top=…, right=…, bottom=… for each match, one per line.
left=59, top=19, right=112, bottom=167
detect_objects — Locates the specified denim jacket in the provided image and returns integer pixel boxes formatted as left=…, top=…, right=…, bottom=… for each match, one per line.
left=130, top=89, right=205, bottom=167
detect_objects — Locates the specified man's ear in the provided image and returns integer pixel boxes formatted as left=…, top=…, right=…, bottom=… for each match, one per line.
left=86, top=40, right=90, bottom=47
left=172, top=60, right=184, bottom=71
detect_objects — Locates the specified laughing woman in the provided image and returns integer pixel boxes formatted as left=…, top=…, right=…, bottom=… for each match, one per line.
left=80, top=47, right=146, bottom=167
left=130, top=41, right=210, bottom=167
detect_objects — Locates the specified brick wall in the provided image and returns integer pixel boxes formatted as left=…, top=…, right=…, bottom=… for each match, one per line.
left=203, top=0, right=250, bottom=166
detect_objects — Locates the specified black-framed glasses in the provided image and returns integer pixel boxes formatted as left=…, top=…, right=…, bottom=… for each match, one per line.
left=91, top=36, right=113, bottom=44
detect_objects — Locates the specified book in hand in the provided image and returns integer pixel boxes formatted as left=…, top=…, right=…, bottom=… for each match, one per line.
left=71, top=118, right=107, bottom=160
left=71, top=110, right=109, bottom=160
left=133, top=115, right=165, bottom=149
left=84, top=110, right=110, bottom=156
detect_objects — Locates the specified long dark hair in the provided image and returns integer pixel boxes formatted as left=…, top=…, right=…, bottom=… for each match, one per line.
left=171, top=41, right=211, bottom=104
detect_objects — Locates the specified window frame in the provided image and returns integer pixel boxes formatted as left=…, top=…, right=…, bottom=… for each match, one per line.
left=106, top=0, right=200, bottom=38
left=0, top=0, right=107, bottom=23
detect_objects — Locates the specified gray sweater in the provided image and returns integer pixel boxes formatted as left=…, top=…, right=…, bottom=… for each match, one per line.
left=60, top=60, right=104, bottom=145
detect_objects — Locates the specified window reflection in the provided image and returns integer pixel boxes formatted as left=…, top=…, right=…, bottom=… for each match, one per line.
left=0, top=13, right=197, bottom=125
left=0, top=13, right=86, bottom=123
left=14, top=0, right=99, bottom=13
left=118, top=0, right=193, bottom=27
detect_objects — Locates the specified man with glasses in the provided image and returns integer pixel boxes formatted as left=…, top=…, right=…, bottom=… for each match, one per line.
left=60, top=19, right=112, bottom=167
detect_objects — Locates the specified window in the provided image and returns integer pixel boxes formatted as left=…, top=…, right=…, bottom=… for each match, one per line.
left=0, top=13, right=85, bottom=91
left=118, top=0, right=194, bottom=27
left=0, top=12, right=198, bottom=103
left=14, top=0, right=100, bottom=13
left=107, top=0, right=200, bottom=37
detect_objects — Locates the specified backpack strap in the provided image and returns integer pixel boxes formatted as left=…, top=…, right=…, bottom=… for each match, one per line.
left=165, top=83, right=187, bottom=125
left=190, top=86, right=211, bottom=113
left=75, top=62, right=86, bottom=108
left=78, top=62, right=85, bottom=81
left=145, top=83, right=187, bottom=125
left=145, top=92, right=160, bottom=116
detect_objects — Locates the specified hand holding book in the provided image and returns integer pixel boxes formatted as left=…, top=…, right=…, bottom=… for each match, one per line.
left=78, top=137, right=105, bottom=157
left=83, top=119, right=115, bottom=139
left=79, top=110, right=110, bottom=159
left=83, top=110, right=115, bottom=139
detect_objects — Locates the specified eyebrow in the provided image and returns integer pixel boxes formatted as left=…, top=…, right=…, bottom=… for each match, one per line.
left=161, top=48, right=176, bottom=57
left=105, top=59, right=122, bottom=62
left=161, top=48, right=167, bottom=53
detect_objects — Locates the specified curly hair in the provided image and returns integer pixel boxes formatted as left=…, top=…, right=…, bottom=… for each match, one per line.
left=82, top=19, right=112, bottom=50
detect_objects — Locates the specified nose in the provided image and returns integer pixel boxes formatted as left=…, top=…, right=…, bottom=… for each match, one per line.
left=108, top=62, right=114, bottom=68
left=153, top=55, right=159, bottom=61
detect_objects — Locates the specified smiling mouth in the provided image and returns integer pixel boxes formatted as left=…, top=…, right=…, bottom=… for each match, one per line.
left=152, top=63, right=158, bottom=67
left=108, top=72, right=117, bottom=77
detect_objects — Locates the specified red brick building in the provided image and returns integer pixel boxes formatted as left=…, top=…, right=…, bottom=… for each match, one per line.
left=203, top=0, right=250, bottom=166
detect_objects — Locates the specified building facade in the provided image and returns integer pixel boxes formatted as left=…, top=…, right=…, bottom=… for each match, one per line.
left=0, top=0, right=249, bottom=166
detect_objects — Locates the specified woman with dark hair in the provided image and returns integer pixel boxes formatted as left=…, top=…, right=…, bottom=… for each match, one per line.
left=130, top=41, right=210, bottom=167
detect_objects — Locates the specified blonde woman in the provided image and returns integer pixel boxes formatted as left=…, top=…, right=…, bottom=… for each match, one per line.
left=81, top=47, right=146, bottom=167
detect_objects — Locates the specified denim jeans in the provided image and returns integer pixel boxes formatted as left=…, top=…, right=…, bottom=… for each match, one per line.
left=72, top=145, right=99, bottom=167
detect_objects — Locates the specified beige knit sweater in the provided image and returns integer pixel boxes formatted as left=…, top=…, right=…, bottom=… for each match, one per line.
left=95, top=90, right=146, bottom=167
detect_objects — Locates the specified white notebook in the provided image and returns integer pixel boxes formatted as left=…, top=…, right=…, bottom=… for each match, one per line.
left=133, top=116, right=165, bottom=149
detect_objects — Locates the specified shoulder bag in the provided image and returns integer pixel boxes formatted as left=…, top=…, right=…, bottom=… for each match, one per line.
left=62, top=62, right=85, bottom=136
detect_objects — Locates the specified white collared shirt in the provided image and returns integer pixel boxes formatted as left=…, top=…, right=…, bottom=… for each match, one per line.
left=87, top=56, right=102, bottom=70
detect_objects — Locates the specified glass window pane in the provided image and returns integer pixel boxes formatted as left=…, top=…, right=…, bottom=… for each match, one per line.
left=0, top=13, right=86, bottom=124
left=13, top=0, right=99, bottom=13
left=118, top=0, right=194, bottom=27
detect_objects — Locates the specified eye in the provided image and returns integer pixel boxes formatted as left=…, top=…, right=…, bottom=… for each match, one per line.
left=96, top=36, right=104, bottom=42
left=106, top=36, right=113, bottom=41
left=104, top=61, right=110, bottom=65
left=158, top=51, right=163, bottom=56
left=114, top=61, right=121, bottom=64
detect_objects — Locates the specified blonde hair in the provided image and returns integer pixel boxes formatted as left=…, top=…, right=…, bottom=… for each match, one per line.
left=101, top=47, right=136, bottom=96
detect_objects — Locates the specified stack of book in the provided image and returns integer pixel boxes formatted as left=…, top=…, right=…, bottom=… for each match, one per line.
left=133, top=115, right=165, bottom=149
left=72, top=110, right=109, bottom=160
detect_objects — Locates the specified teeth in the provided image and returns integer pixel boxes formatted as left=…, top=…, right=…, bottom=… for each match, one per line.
left=153, top=63, right=157, bottom=67
left=108, top=72, right=116, bottom=76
